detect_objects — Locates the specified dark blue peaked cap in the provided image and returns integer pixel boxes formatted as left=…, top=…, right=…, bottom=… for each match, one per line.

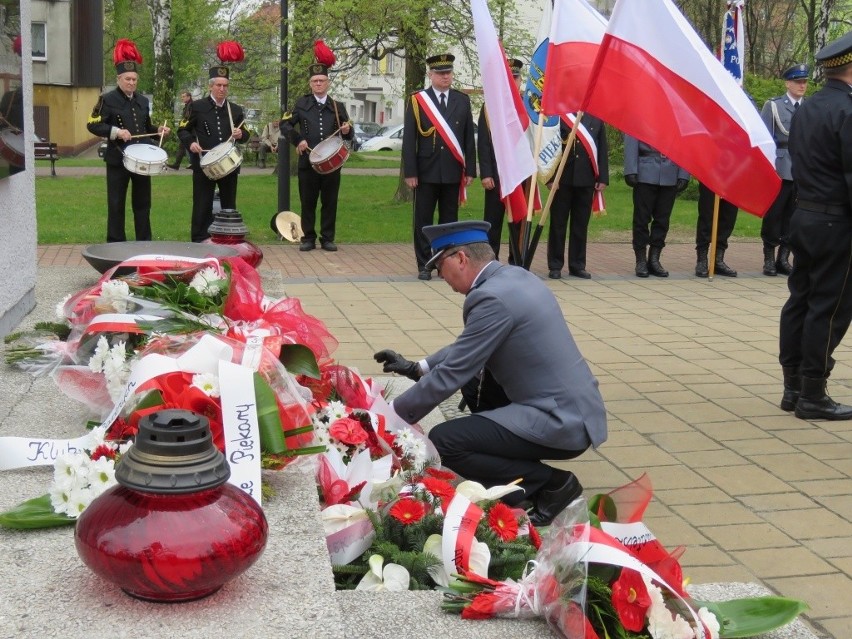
left=782, top=64, right=809, bottom=80
left=423, top=221, right=491, bottom=270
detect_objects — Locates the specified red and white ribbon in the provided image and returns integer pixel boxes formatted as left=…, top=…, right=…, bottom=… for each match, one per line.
left=442, top=493, right=484, bottom=577
left=414, top=91, right=468, bottom=203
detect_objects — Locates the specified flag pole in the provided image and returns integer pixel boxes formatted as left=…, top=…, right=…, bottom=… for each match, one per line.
left=708, top=194, right=720, bottom=280
left=524, top=113, right=583, bottom=269
left=519, top=116, right=547, bottom=266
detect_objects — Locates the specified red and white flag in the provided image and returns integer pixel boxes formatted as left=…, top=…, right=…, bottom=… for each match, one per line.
left=471, top=0, right=537, bottom=222
left=580, top=0, right=779, bottom=216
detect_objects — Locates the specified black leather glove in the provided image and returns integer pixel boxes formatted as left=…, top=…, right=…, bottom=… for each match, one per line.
left=624, top=174, right=638, bottom=188
left=374, top=350, right=421, bottom=381
left=676, top=178, right=689, bottom=194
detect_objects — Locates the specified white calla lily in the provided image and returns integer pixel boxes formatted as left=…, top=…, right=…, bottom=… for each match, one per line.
left=424, top=534, right=449, bottom=587
left=455, top=480, right=524, bottom=503
left=355, top=554, right=410, bottom=591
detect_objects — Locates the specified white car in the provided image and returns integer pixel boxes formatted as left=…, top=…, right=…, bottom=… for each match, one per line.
left=359, top=124, right=404, bottom=151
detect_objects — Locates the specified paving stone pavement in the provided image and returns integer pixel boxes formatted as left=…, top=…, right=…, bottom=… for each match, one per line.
left=28, top=243, right=852, bottom=638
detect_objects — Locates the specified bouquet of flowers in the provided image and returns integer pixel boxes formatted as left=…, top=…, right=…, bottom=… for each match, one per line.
left=441, top=475, right=807, bottom=639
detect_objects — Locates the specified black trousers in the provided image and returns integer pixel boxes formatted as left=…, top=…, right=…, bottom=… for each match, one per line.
left=547, top=184, right=593, bottom=272
left=696, top=182, right=738, bottom=251
left=779, top=209, right=852, bottom=379
left=761, top=180, right=796, bottom=250
left=428, top=371, right=587, bottom=506
left=632, top=183, right=677, bottom=251
left=298, top=167, right=341, bottom=244
left=173, top=143, right=187, bottom=165
left=190, top=168, right=238, bottom=242
left=105, top=163, right=152, bottom=243
left=483, top=184, right=521, bottom=264
left=413, top=182, right=460, bottom=270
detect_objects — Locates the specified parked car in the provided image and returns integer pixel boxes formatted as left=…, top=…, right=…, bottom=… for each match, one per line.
left=359, top=123, right=404, bottom=152
left=353, top=122, right=381, bottom=150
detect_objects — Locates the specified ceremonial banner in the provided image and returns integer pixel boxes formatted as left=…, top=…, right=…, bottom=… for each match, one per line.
left=580, top=0, right=779, bottom=216
left=471, top=0, right=537, bottom=222
left=721, top=0, right=746, bottom=86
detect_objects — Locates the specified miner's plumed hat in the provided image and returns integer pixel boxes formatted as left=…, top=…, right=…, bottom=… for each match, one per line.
left=210, top=41, right=244, bottom=79
left=782, top=64, right=809, bottom=80
left=310, top=40, right=335, bottom=78
left=423, top=221, right=491, bottom=270
left=816, top=30, right=852, bottom=69
left=113, top=39, right=142, bottom=75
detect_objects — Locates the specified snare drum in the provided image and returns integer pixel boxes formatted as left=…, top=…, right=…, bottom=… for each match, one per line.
left=0, top=129, right=25, bottom=168
left=309, top=137, right=349, bottom=175
left=123, top=143, right=168, bottom=175
left=201, top=140, right=243, bottom=180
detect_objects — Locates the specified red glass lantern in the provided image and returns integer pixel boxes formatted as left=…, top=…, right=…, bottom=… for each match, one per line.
left=75, top=409, right=268, bottom=602
left=202, top=209, right=263, bottom=268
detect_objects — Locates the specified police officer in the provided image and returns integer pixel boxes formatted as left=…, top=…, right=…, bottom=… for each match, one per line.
left=280, top=58, right=353, bottom=252
left=759, top=64, right=809, bottom=276
left=778, top=31, right=852, bottom=420
left=87, top=39, right=170, bottom=243
left=402, top=53, right=477, bottom=280
left=623, top=135, right=689, bottom=277
left=178, top=45, right=250, bottom=243
left=478, top=58, right=525, bottom=263
left=695, top=184, right=738, bottom=277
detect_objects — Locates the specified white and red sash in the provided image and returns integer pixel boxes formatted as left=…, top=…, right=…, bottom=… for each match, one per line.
left=562, top=113, right=606, bottom=214
left=414, top=90, right=468, bottom=203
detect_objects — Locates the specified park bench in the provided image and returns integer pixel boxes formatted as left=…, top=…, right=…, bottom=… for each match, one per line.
left=33, top=140, right=59, bottom=176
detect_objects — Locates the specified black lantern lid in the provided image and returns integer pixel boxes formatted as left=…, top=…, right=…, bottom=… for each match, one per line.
left=208, top=209, right=249, bottom=236
left=115, top=409, right=231, bottom=494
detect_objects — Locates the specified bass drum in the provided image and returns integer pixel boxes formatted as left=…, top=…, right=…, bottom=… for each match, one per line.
left=122, top=143, right=168, bottom=175
left=201, top=140, right=242, bottom=180
left=309, top=136, right=349, bottom=175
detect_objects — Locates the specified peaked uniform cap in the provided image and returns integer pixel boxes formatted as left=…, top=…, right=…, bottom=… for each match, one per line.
left=426, top=54, right=455, bottom=71
left=816, top=31, right=852, bottom=68
left=423, top=221, right=491, bottom=270
left=782, top=64, right=809, bottom=80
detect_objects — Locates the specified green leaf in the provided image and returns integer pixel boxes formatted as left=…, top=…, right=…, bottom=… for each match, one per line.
left=0, top=494, right=75, bottom=529
left=279, top=343, right=320, bottom=379
left=693, top=596, right=808, bottom=638
left=253, top=372, right=287, bottom=454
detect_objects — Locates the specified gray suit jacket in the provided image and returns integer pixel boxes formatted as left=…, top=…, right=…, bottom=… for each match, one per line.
left=393, top=262, right=607, bottom=451
left=623, top=135, right=689, bottom=186
left=761, top=94, right=799, bottom=181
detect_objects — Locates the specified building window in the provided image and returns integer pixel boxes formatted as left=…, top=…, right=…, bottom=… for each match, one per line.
left=32, top=22, right=46, bottom=60
left=371, top=58, right=380, bottom=75
left=385, top=55, right=395, bottom=74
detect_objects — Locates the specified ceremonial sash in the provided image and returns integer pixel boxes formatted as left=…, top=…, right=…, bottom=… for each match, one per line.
left=563, top=113, right=606, bottom=214
left=414, top=91, right=468, bottom=203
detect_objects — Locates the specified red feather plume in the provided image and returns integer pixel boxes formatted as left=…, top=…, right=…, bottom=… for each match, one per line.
left=217, top=41, right=245, bottom=63
left=313, top=40, right=336, bottom=67
left=113, top=39, right=142, bottom=65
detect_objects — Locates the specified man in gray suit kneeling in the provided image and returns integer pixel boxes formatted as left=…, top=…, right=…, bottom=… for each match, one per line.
left=375, top=221, right=607, bottom=526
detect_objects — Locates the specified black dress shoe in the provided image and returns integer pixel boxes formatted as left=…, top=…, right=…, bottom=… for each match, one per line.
left=167, top=163, right=179, bottom=170
left=528, top=470, right=583, bottom=527
left=548, top=270, right=561, bottom=280
left=569, top=268, right=591, bottom=279
left=418, top=270, right=432, bottom=281
left=321, top=241, right=338, bottom=252
left=299, top=241, right=315, bottom=252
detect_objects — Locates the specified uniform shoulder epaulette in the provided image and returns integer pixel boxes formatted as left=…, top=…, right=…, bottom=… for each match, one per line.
left=87, top=94, right=105, bottom=124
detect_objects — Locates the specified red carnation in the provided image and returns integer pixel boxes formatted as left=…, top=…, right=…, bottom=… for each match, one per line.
left=487, top=503, right=519, bottom=542
left=90, top=444, right=117, bottom=461
left=217, top=40, right=245, bottom=63
left=313, top=40, right=336, bottom=67
left=389, top=498, right=427, bottom=525
left=113, top=38, right=142, bottom=64
left=329, top=417, right=369, bottom=446
left=611, top=568, right=651, bottom=632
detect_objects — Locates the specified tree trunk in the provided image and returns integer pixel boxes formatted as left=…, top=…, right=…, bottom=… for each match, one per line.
left=814, top=0, right=836, bottom=81
left=146, top=0, right=174, bottom=127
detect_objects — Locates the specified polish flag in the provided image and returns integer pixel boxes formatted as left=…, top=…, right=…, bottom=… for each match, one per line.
left=540, top=0, right=608, bottom=116
left=471, top=0, right=537, bottom=222
left=580, top=0, right=779, bottom=216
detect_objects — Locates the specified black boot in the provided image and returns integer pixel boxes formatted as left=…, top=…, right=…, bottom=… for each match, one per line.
left=714, top=249, right=737, bottom=277
left=776, top=246, right=793, bottom=276
left=795, top=377, right=852, bottom=420
left=634, top=248, right=649, bottom=278
left=763, top=246, right=777, bottom=276
left=780, top=366, right=800, bottom=412
left=648, top=246, right=669, bottom=277
left=695, top=248, right=709, bottom=278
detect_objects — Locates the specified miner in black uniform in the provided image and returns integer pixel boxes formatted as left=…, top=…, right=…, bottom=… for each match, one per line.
left=759, top=64, right=809, bottom=276
left=695, top=183, right=738, bottom=277
left=402, top=54, right=477, bottom=280
left=178, top=42, right=250, bottom=242
left=546, top=115, right=608, bottom=280
left=778, top=31, right=852, bottom=420
left=478, top=58, right=525, bottom=263
left=280, top=53, right=353, bottom=252
left=167, top=90, right=193, bottom=170
left=87, top=40, right=170, bottom=243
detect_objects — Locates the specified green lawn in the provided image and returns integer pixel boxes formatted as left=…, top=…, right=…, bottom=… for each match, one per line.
left=35, top=156, right=762, bottom=244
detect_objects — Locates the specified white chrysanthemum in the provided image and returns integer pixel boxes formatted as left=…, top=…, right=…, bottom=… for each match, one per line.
left=87, top=335, right=111, bottom=373
left=54, top=452, right=90, bottom=489
left=87, top=426, right=108, bottom=449
left=65, top=487, right=95, bottom=519
left=49, top=483, right=72, bottom=516
left=643, top=576, right=694, bottom=639
left=698, top=608, right=721, bottom=639
left=189, top=267, right=224, bottom=296
left=87, top=457, right=117, bottom=497
left=311, top=414, right=330, bottom=431
left=100, top=280, right=132, bottom=313
left=118, top=441, right=134, bottom=455
left=326, top=401, right=347, bottom=421
left=192, top=373, right=221, bottom=397
left=313, top=429, right=332, bottom=448
left=334, top=441, right=350, bottom=457
left=55, top=293, right=73, bottom=320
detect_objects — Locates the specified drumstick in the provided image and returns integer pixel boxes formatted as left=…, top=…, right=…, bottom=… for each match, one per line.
left=128, top=133, right=158, bottom=139
left=158, top=120, right=167, bottom=147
